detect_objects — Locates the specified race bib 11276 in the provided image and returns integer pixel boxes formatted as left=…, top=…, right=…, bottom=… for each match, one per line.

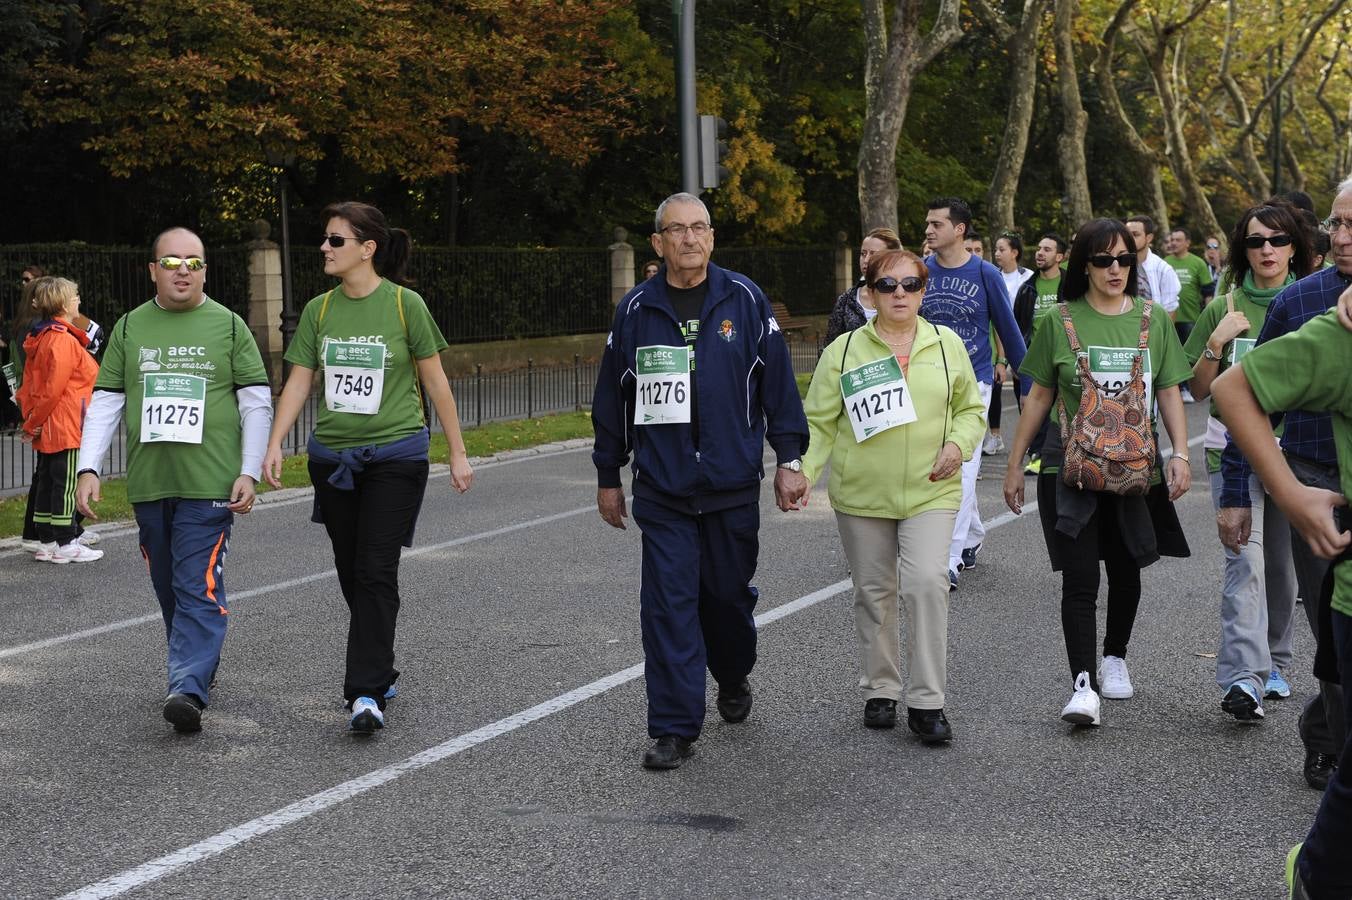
left=634, top=345, right=691, bottom=425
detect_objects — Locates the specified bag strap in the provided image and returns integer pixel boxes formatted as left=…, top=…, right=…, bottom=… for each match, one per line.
left=1136, top=299, right=1153, bottom=351
left=1057, top=301, right=1083, bottom=355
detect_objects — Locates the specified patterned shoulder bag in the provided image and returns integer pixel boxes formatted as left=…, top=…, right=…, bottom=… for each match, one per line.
left=1055, top=300, right=1156, bottom=495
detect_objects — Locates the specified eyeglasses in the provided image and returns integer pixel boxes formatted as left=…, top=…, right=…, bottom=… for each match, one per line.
left=871, top=275, right=924, bottom=294
left=1087, top=253, right=1136, bottom=269
left=157, top=256, right=206, bottom=271
left=321, top=234, right=361, bottom=248
left=1205, top=242, right=1219, bottom=249
left=1322, top=217, right=1352, bottom=234
left=659, top=222, right=711, bottom=239
left=1242, top=234, right=1293, bottom=249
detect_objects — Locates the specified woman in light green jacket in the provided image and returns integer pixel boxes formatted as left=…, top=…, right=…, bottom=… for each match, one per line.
left=802, top=249, right=986, bottom=744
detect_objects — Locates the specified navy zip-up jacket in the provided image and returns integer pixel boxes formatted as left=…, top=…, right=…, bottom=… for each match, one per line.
left=592, top=262, right=808, bottom=505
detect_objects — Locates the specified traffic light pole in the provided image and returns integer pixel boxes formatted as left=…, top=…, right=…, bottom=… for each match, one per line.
left=676, top=0, right=699, bottom=194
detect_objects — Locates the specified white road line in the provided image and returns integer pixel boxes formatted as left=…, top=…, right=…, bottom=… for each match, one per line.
left=59, top=490, right=1062, bottom=900
left=0, top=506, right=594, bottom=661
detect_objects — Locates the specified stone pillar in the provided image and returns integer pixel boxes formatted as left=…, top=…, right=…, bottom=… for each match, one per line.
left=609, top=226, right=635, bottom=306
left=247, top=219, right=285, bottom=391
left=834, top=230, right=853, bottom=295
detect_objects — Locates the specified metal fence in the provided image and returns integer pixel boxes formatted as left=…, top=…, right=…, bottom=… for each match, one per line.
left=0, top=244, right=252, bottom=327
left=1, top=348, right=823, bottom=496
left=288, top=246, right=613, bottom=344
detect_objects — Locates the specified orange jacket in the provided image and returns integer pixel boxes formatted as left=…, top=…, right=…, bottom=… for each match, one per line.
left=15, top=319, right=99, bottom=452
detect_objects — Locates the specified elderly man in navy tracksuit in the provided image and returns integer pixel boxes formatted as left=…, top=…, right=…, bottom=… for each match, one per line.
left=593, top=192, right=810, bottom=770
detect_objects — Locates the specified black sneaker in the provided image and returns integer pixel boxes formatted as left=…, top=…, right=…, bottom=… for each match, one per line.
left=949, top=569, right=958, bottom=592
left=907, top=707, right=953, bottom=744
left=716, top=678, right=753, bottom=723
left=960, top=543, right=981, bottom=570
left=642, top=735, right=695, bottom=770
left=163, top=692, right=204, bottom=733
left=1304, top=750, right=1336, bottom=791
left=863, top=698, right=897, bottom=729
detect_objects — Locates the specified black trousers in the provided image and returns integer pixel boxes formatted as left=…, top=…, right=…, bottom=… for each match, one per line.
left=309, top=458, right=429, bottom=710
left=1040, top=478, right=1142, bottom=691
left=32, top=448, right=81, bottom=546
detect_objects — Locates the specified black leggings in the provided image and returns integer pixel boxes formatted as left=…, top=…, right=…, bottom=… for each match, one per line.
left=988, top=379, right=1003, bottom=430
left=1038, top=475, right=1142, bottom=691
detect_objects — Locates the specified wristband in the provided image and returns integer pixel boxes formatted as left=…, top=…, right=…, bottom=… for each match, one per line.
left=996, top=357, right=1008, bottom=366
left=1170, top=453, right=1190, bottom=463
left=77, top=468, right=98, bottom=479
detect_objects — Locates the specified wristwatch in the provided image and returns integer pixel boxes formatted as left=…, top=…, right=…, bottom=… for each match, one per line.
left=778, top=459, right=802, bottom=472
left=1202, top=346, right=1222, bottom=361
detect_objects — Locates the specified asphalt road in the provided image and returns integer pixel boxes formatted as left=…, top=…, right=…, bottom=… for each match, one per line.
left=0, top=400, right=1323, bottom=900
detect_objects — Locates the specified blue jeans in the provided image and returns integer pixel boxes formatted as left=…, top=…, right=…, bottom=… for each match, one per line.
left=1300, top=609, right=1352, bottom=898
left=134, top=499, right=234, bottom=705
left=632, top=496, right=760, bottom=739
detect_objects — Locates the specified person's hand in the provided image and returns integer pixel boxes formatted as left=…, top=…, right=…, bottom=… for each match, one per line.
left=598, top=486, right=628, bottom=530
left=1210, top=295, right=1251, bottom=348
left=929, top=441, right=962, bottom=482
left=75, top=471, right=101, bottom=520
left=993, top=362, right=1007, bottom=385
left=262, top=445, right=284, bottom=489
left=227, top=475, right=257, bottom=514
left=774, top=468, right=810, bottom=511
left=1336, top=282, right=1352, bottom=332
left=20, top=424, right=39, bottom=445
left=1165, top=455, right=1191, bottom=501
left=1216, top=507, right=1252, bottom=551
left=1003, top=463, right=1025, bottom=514
left=449, top=454, right=473, bottom=493
left=1280, top=485, right=1351, bottom=559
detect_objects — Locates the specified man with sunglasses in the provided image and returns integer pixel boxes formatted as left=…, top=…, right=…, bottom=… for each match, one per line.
left=592, top=192, right=809, bottom=770
left=1204, top=236, right=1225, bottom=282
left=919, top=198, right=1027, bottom=589
left=74, top=227, right=273, bottom=735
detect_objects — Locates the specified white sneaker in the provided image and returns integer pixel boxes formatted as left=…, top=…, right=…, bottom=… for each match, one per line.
left=21, top=539, right=42, bottom=553
left=1181, top=387, right=1195, bottom=404
left=1061, top=672, right=1102, bottom=726
left=77, top=530, right=101, bottom=546
left=349, top=696, right=385, bottom=732
left=53, top=541, right=103, bottom=563
left=982, top=433, right=1006, bottom=455
left=1097, top=655, right=1134, bottom=699
left=34, top=541, right=60, bottom=562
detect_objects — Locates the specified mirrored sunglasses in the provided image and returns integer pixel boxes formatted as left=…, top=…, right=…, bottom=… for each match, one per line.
left=157, top=256, right=206, bottom=271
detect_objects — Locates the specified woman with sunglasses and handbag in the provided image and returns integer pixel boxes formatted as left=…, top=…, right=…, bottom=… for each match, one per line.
left=1002, top=219, right=1193, bottom=727
left=1183, top=201, right=1313, bottom=720
left=801, top=249, right=985, bottom=743
left=263, top=201, right=474, bottom=734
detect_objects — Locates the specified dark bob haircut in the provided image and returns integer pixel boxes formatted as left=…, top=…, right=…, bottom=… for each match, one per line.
left=1061, top=218, right=1139, bottom=301
left=1226, top=200, right=1313, bottom=286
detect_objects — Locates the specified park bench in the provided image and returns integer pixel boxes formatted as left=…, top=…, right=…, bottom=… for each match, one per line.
left=770, top=301, right=810, bottom=340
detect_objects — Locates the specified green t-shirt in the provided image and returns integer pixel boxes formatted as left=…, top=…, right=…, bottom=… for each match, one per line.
left=1031, top=275, right=1061, bottom=329
left=1021, top=297, right=1192, bottom=429
left=97, top=297, right=269, bottom=502
left=285, top=279, right=448, bottom=450
left=1166, top=253, right=1213, bottom=323
left=1240, top=311, right=1352, bottom=617
left=1183, top=285, right=1272, bottom=419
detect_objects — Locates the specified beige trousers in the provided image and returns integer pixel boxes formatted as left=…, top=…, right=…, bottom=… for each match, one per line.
left=834, top=508, right=957, bottom=710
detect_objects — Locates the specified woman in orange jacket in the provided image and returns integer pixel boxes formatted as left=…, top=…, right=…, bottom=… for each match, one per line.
left=16, top=277, right=103, bottom=563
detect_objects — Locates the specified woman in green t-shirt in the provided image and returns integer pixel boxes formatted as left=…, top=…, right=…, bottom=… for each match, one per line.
left=1182, top=200, right=1313, bottom=720
left=1001, top=218, right=1193, bottom=729
left=263, top=201, right=474, bottom=734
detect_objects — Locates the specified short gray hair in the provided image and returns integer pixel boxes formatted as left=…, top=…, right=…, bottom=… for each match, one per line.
left=654, top=192, right=711, bottom=234
left=1336, top=173, right=1352, bottom=202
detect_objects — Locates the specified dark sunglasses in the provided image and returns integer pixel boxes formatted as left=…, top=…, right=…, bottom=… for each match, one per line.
left=1242, top=233, right=1293, bottom=249
left=321, top=233, right=361, bottom=248
left=156, top=256, right=206, bottom=271
left=1087, top=253, right=1136, bottom=269
left=872, top=275, right=924, bottom=294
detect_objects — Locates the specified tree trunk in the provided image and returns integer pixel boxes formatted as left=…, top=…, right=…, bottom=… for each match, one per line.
left=1093, top=0, right=1168, bottom=230
left=1217, top=0, right=1270, bottom=199
left=982, top=0, right=1052, bottom=236
left=1141, top=29, right=1222, bottom=238
left=1053, top=0, right=1092, bottom=228
left=857, top=0, right=963, bottom=235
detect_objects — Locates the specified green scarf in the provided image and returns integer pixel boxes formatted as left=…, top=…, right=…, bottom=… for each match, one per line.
left=1238, top=269, right=1293, bottom=307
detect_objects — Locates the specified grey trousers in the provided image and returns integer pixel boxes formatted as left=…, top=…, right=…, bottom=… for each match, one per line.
left=836, top=508, right=957, bottom=711
left=1209, top=472, right=1297, bottom=695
